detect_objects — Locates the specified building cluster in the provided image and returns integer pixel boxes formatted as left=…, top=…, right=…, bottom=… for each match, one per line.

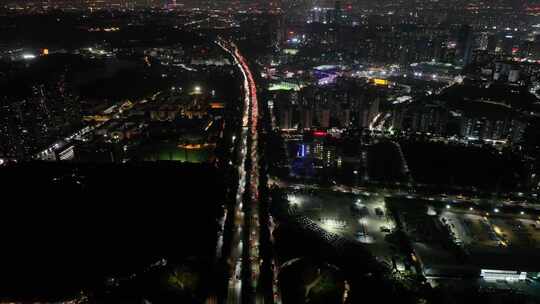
left=271, top=78, right=385, bottom=131
left=260, top=1, right=540, bottom=151
left=0, top=76, right=81, bottom=159
left=144, top=45, right=185, bottom=66
left=74, top=85, right=223, bottom=163
left=470, top=51, right=540, bottom=84
left=0, top=23, right=238, bottom=159
left=391, top=97, right=528, bottom=144
left=391, top=55, right=540, bottom=145
left=2, top=0, right=167, bottom=11
left=269, top=1, right=540, bottom=69
left=388, top=198, right=540, bottom=285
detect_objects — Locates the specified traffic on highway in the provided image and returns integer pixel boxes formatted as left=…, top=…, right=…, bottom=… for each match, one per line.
left=217, top=38, right=263, bottom=304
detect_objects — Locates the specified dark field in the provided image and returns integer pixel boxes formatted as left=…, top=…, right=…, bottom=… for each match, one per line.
left=401, top=141, right=528, bottom=191
left=0, top=161, right=224, bottom=301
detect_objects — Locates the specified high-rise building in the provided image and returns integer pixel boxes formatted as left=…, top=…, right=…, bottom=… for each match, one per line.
left=300, top=107, right=313, bottom=129
left=320, top=109, right=331, bottom=128
left=279, top=106, right=293, bottom=130
left=456, top=25, right=474, bottom=65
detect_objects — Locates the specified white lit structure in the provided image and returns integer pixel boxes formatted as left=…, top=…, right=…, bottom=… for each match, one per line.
left=481, top=269, right=527, bottom=281
left=22, top=53, right=36, bottom=60
left=58, top=145, right=75, bottom=161
left=320, top=218, right=347, bottom=232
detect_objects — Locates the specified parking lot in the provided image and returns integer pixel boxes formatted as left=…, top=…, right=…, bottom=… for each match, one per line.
left=286, top=190, right=396, bottom=263
left=441, top=212, right=500, bottom=247
left=441, top=210, right=540, bottom=250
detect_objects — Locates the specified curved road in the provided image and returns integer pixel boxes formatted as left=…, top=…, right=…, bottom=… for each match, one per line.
left=217, top=39, right=263, bottom=304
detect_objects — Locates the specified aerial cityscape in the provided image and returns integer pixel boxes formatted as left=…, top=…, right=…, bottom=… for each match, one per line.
left=1, top=0, right=540, bottom=303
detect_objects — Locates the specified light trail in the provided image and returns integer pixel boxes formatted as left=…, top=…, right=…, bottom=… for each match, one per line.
left=217, top=38, right=278, bottom=304
left=217, top=39, right=255, bottom=304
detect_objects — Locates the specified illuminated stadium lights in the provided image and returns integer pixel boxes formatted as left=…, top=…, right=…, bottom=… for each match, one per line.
left=321, top=218, right=347, bottom=232
left=287, top=195, right=302, bottom=207
left=22, top=53, right=36, bottom=60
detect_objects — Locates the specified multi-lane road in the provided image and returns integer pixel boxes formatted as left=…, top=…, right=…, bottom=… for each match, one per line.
left=217, top=38, right=263, bottom=304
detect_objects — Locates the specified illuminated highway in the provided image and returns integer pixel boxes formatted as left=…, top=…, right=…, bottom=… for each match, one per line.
left=217, top=38, right=262, bottom=304
left=217, top=36, right=286, bottom=304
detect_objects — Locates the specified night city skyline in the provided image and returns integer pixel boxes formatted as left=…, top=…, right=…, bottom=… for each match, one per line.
left=1, top=1, right=540, bottom=304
